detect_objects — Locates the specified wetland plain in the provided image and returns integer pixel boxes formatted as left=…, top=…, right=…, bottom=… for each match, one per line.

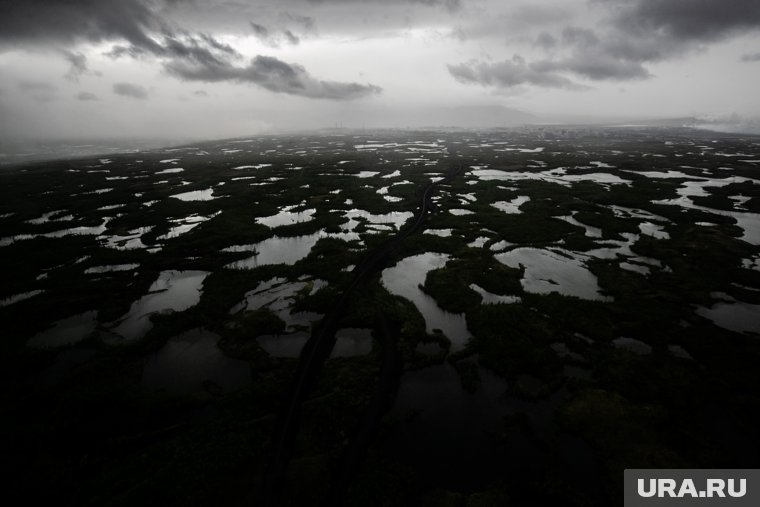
left=2, top=126, right=760, bottom=506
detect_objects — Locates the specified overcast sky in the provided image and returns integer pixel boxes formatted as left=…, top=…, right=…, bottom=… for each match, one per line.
left=1, top=0, right=759, bottom=140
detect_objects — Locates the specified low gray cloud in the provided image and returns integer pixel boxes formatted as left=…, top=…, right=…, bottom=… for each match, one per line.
left=250, top=22, right=271, bottom=40
left=526, top=27, right=653, bottom=81
left=248, top=11, right=319, bottom=48
left=63, top=51, right=88, bottom=81
left=281, top=12, right=316, bottom=33
left=113, top=82, right=148, bottom=99
left=165, top=54, right=381, bottom=99
left=160, top=32, right=240, bottom=64
left=250, top=21, right=300, bottom=48
left=742, top=52, right=760, bottom=62
left=107, top=31, right=240, bottom=67
left=448, top=55, right=586, bottom=91
left=76, top=91, right=99, bottom=101
left=283, top=30, right=300, bottom=45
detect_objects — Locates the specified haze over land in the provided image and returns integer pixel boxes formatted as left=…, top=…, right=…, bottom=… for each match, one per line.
left=1, top=0, right=760, bottom=143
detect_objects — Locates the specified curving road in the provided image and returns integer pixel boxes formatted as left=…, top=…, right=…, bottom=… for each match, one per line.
left=262, top=160, right=465, bottom=506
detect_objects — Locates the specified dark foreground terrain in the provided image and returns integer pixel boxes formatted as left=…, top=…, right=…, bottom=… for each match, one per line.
left=2, top=126, right=759, bottom=506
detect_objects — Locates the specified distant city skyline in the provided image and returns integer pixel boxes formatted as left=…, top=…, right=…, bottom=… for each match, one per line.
left=1, top=0, right=760, bottom=140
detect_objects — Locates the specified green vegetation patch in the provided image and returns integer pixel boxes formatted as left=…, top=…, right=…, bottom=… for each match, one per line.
left=466, top=303, right=562, bottom=379
left=422, top=254, right=523, bottom=314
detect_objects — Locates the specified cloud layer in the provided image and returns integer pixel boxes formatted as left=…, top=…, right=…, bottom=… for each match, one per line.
left=0, top=0, right=382, bottom=100
left=166, top=55, right=381, bottom=99
left=449, top=0, right=760, bottom=91
left=0, top=0, right=163, bottom=49
left=1, top=0, right=759, bottom=140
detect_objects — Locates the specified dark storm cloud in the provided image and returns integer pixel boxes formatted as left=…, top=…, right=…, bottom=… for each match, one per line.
left=602, top=0, right=760, bottom=42
left=742, top=53, right=760, bottom=62
left=448, top=56, right=587, bottom=91
left=76, top=91, right=99, bottom=101
left=0, top=0, right=163, bottom=50
left=113, top=82, right=149, bottom=99
left=0, top=0, right=236, bottom=65
left=107, top=30, right=241, bottom=70
left=568, top=0, right=760, bottom=79
left=453, top=0, right=760, bottom=92
left=587, top=0, right=760, bottom=66
left=0, top=0, right=381, bottom=100
left=0, top=0, right=459, bottom=51
left=165, top=55, right=382, bottom=99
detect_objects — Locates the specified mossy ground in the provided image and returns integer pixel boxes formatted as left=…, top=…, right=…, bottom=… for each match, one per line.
left=2, top=127, right=759, bottom=506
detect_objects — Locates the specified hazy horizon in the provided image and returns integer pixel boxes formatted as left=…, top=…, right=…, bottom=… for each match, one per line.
left=2, top=0, right=760, bottom=142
